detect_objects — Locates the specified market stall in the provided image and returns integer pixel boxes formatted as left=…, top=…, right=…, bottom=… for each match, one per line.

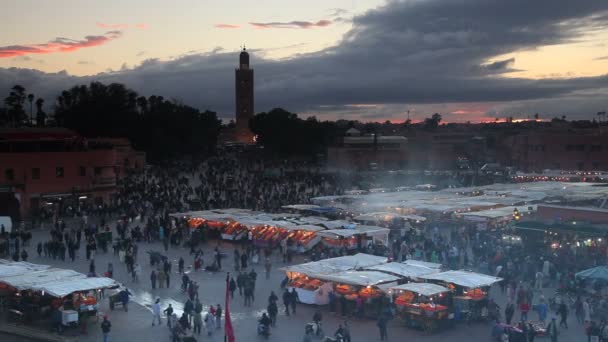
left=317, top=225, right=390, bottom=250
left=251, top=222, right=324, bottom=249
left=0, top=260, right=116, bottom=327
left=390, top=283, right=451, bottom=332
left=420, top=270, right=502, bottom=321
left=317, top=270, right=399, bottom=317
left=285, top=254, right=388, bottom=305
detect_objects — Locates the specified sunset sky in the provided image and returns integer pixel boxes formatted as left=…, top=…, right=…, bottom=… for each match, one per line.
left=1, top=0, right=608, bottom=122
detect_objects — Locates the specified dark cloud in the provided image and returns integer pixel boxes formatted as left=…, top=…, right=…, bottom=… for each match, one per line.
left=2, top=0, right=608, bottom=121
left=595, top=55, right=608, bottom=60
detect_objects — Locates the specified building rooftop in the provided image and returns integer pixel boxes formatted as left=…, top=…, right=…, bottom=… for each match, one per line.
left=0, top=128, right=78, bottom=141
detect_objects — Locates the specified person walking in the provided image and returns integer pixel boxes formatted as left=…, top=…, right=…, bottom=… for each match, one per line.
left=101, top=316, right=112, bottom=342
left=377, top=315, right=388, bottom=341
left=152, top=298, right=162, bottom=326
left=283, top=289, right=291, bottom=316
left=164, top=304, right=174, bottom=327
left=150, top=270, right=157, bottom=289
left=193, top=310, right=203, bottom=335
left=290, top=288, right=299, bottom=315
left=583, top=299, right=591, bottom=323
left=165, top=270, right=170, bottom=288
left=229, top=277, right=237, bottom=299
left=157, top=270, right=166, bottom=289
left=120, top=288, right=131, bottom=312
left=558, top=302, right=569, bottom=329
left=268, top=300, right=278, bottom=327
left=178, top=257, right=185, bottom=274
left=215, top=304, right=222, bottom=329
left=204, top=309, right=215, bottom=336
left=264, top=258, right=272, bottom=280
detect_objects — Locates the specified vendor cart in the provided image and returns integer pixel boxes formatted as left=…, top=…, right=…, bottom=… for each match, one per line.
left=61, top=309, right=78, bottom=327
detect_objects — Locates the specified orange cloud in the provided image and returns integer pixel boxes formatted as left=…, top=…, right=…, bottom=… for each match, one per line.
left=250, top=20, right=331, bottom=29
left=215, top=24, right=240, bottom=29
left=96, top=22, right=129, bottom=29
left=135, top=23, right=149, bottom=29
left=0, top=31, right=123, bottom=58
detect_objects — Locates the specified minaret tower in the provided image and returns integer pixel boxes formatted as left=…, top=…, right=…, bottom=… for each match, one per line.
left=235, top=47, right=254, bottom=143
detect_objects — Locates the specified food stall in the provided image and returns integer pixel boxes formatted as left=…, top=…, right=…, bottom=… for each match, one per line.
left=0, top=260, right=116, bottom=327
left=318, top=270, right=400, bottom=317
left=317, top=226, right=390, bottom=251
left=390, top=283, right=451, bottom=332
left=420, top=270, right=502, bottom=321
left=284, top=254, right=388, bottom=305
left=252, top=222, right=324, bottom=250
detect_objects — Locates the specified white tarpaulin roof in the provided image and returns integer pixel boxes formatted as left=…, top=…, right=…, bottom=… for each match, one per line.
left=282, top=204, right=322, bottom=210
left=283, top=224, right=325, bottom=232
left=420, top=270, right=502, bottom=288
left=40, top=277, right=117, bottom=297
left=390, top=283, right=449, bottom=296
left=0, top=262, right=50, bottom=277
left=366, top=262, right=437, bottom=278
left=317, top=270, right=399, bottom=286
left=1, top=269, right=84, bottom=289
left=284, top=253, right=387, bottom=277
left=460, top=205, right=537, bottom=220
left=403, top=260, right=443, bottom=269
left=321, top=220, right=356, bottom=229
left=0, top=260, right=117, bottom=297
left=317, top=226, right=389, bottom=239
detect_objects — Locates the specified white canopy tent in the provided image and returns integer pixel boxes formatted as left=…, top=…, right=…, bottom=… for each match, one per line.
left=0, top=260, right=117, bottom=297
left=284, top=253, right=387, bottom=278
left=420, top=270, right=502, bottom=288
left=316, top=270, right=399, bottom=287
left=403, top=259, right=443, bottom=270
left=40, top=277, right=117, bottom=298
left=390, top=283, right=450, bottom=297
left=365, top=262, right=437, bottom=279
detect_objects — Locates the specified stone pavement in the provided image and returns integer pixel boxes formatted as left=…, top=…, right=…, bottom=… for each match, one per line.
left=3, top=224, right=590, bottom=342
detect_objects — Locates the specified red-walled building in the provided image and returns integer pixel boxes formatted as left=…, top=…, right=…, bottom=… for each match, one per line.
left=0, top=128, right=145, bottom=220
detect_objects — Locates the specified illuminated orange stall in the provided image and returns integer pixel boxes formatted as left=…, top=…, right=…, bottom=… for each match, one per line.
left=390, top=283, right=451, bottom=332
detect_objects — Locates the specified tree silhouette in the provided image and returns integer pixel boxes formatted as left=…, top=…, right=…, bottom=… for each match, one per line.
left=423, top=113, right=442, bottom=130
left=27, top=93, right=34, bottom=124
left=35, top=98, right=46, bottom=127
left=53, top=82, right=221, bottom=161
left=3, top=85, right=28, bottom=127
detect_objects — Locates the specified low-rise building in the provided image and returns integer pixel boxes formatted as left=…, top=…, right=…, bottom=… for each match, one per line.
left=0, top=128, right=144, bottom=220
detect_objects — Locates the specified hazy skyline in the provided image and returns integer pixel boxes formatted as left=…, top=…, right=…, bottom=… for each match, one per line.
left=1, top=0, right=608, bottom=122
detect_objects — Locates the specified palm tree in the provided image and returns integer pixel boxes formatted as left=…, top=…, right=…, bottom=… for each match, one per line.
left=27, top=93, right=34, bottom=125
left=35, top=98, right=45, bottom=127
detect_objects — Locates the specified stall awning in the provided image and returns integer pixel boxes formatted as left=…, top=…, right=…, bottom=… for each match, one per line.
left=420, top=270, right=502, bottom=288
left=281, top=204, right=322, bottom=210
left=40, top=277, right=117, bottom=297
left=390, top=283, right=450, bottom=297
left=0, top=260, right=117, bottom=297
left=0, top=261, right=50, bottom=277
left=284, top=253, right=387, bottom=277
left=317, top=270, right=399, bottom=287
left=575, top=266, right=608, bottom=281
left=317, top=226, right=389, bottom=239
left=403, top=259, right=442, bottom=270
left=365, top=262, right=437, bottom=278
left=283, top=224, right=325, bottom=232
